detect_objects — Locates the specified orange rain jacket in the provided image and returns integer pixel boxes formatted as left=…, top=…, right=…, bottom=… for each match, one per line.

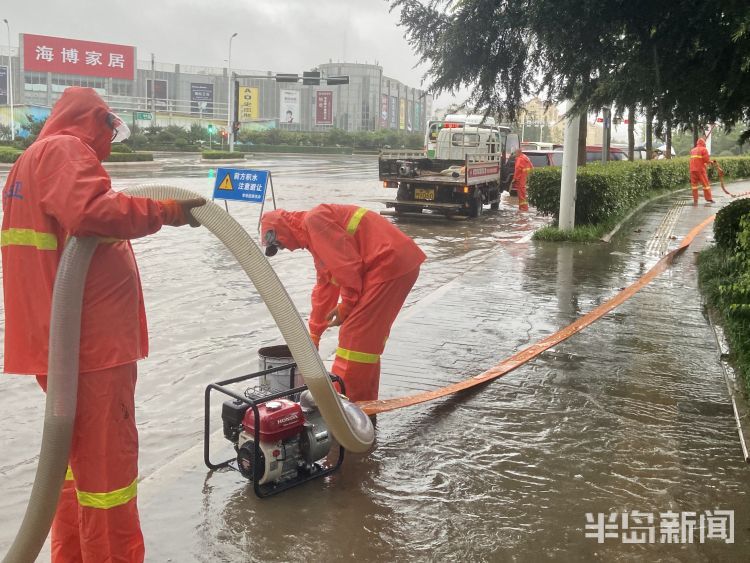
left=512, top=152, right=534, bottom=189
left=689, top=138, right=711, bottom=173
left=261, top=204, right=426, bottom=340
left=1, top=87, right=185, bottom=375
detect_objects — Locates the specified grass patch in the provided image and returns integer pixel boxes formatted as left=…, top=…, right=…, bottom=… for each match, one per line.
left=533, top=223, right=610, bottom=242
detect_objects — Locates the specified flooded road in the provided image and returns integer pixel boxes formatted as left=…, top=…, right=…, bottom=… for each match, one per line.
left=1, top=154, right=748, bottom=561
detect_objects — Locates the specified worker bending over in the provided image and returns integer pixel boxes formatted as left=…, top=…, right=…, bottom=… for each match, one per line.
left=261, top=204, right=425, bottom=402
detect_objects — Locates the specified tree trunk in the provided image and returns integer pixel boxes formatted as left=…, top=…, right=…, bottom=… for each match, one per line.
left=692, top=124, right=699, bottom=146
left=627, top=106, right=635, bottom=161
left=577, top=112, right=588, bottom=166
left=665, top=119, right=672, bottom=159
left=645, top=106, right=653, bottom=160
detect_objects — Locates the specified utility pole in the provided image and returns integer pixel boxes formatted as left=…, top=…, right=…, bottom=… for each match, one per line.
left=3, top=19, right=14, bottom=140
left=559, top=101, right=580, bottom=230
left=150, top=53, right=155, bottom=114
left=227, top=32, right=237, bottom=152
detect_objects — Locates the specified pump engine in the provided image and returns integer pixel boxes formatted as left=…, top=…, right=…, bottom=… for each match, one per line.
left=221, top=392, right=332, bottom=486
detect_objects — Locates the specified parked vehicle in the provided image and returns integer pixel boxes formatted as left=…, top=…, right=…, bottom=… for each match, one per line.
left=524, top=149, right=564, bottom=167
left=425, top=114, right=497, bottom=158
left=381, top=123, right=519, bottom=218
left=586, top=145, right=628, bottom=162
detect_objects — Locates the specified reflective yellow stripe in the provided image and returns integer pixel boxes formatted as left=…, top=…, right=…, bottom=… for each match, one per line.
left=330, top=277, right=339, bottom=286
left=0, top=228, right=57, bottom=250
left=76, top=477, right=138, bottom=510
left=690, top=155, right=703, bottom=159
left=346, top=207, right=368, bottom=235
left=336, top=346, right=380, bottom=364
left=65, top=467, right=74, bottom=481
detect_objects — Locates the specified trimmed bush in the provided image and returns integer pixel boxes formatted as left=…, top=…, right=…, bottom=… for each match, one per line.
left=714, top=198, right=750, bottom=250
left=528, top=156, right=750, bottom=226
left=201, top=151, right=247, bottom=160
left=0, top=146, right=22, bottom=163
left=247, top=144, right=352, bottom=155
left=110, top=143, right=134, bottom=154
left=105, top=152, right=154, bottom=162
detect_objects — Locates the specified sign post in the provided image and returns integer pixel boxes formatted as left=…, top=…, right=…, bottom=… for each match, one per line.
left=212, top=167, right=277, bottom=231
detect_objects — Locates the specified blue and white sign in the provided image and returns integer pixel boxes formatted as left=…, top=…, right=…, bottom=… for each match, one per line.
left=213, top=168, right=269, bottom=203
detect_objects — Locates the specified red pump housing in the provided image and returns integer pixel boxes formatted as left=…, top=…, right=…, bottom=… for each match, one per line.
left=242, top=399, right=304, bottom=442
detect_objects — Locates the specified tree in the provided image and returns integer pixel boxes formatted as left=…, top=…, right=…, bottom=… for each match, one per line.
left=391, top=0, right=750, bottom=142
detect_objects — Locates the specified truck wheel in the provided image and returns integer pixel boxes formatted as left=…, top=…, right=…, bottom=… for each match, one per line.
left=490, top=202, right=499, bottom=210
left=394, top=205, right=408, bottom=215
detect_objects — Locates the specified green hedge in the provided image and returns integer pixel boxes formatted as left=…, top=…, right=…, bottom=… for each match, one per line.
left=529, top=156, right=750, bottom=226
left=201, top=151, right=247, bottom=160
left=246, top=144, right=352, bottom=155
left=0, top=146, right=22, bottom=163
left=110, top=143, right=134, bottom=154
left=698, top=217, right=750, bottom=393
left=104, top=152, right=154, bottom=162
left=714, top=198, right=750, bottom=250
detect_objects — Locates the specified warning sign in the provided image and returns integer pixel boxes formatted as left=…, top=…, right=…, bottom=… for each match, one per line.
left=218, top=175, right=233, bottom=191
left=212, top=168, right=269, bottom=203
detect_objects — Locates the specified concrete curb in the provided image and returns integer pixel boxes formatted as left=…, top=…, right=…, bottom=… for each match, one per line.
left=600, top=188, right=689, bottom=243
left=706, top=308, right=750, bottom=463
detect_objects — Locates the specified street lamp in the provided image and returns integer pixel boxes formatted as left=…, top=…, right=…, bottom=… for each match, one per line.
left=227, top=32, right=238, bottom=152
left=2, top=18, right=14, bottom=141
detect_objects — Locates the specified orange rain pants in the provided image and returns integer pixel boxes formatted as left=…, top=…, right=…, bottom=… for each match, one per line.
left=37, top=364, right=143, bottom=563
left=332, top=267, right=421, bottom=402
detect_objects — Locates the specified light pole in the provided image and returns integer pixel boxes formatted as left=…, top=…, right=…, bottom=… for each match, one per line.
left=227, top=32, right=237, bottom=152
left=3, top=18, right=14, bottom=141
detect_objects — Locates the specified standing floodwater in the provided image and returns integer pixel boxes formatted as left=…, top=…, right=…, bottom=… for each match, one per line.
left=0, top=154, right=747, bottom=560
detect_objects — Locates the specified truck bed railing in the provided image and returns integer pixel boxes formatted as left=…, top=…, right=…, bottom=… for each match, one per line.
left=379, top=149, right=428, bottom=160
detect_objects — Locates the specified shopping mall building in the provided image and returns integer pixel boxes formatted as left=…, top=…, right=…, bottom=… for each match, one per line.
left=0, top=32, right=432, bottom=137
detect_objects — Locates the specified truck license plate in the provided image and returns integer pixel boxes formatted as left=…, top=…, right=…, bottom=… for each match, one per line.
left=414, top=188, right=435, bottom=201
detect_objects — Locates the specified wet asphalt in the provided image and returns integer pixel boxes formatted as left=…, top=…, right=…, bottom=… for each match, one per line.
left=0, top=154, right=748, bottom=561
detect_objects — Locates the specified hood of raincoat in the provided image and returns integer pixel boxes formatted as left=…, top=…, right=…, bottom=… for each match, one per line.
left=260, top=209, right=309, bottom=252
left=37, top=87, right=114, bottom=161
left=697, top=138, right=706, bottom=147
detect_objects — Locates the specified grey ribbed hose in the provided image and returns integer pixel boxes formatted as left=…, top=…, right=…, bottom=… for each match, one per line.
left=3, top=238, right=98, bottom=563
left=3, top=185, right=373, bottom=563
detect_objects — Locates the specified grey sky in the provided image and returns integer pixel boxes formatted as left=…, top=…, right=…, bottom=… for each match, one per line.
left=2, top=0, right=461, bottom=111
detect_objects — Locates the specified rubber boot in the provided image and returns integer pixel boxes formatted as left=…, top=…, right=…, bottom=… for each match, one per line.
left=692, top=189, right=699, bottom=206
left=519, top=199, right=529, bottom=212
left=704, top=187, right=715, bottom=203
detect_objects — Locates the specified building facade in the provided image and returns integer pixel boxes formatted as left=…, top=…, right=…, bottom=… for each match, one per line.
left=0, top=33, right=432, bottom=137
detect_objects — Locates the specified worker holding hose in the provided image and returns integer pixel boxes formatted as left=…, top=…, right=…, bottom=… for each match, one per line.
left=689, top=137, right=715, bottom=205
left=1, top=87, right=205, bottom=562
left=261, top=204, right=425, bottom=403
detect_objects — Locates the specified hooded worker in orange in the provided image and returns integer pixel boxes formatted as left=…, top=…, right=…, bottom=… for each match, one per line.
left=512, top=148, right=533, bottom=211
left=1, top=87, right=205, bottom=562
left=689, top=138, right=715, bottom=205
left=261, top=204, right=426, bottom=403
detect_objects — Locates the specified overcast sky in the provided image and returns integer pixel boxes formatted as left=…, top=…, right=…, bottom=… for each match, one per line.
left=2, top=0, right=463, bottom=110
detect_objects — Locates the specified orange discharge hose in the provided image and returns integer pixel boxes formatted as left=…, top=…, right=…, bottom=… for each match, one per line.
left=715, top=163, right=750, bottom=198
left=357, top=215, right=716, bottom=415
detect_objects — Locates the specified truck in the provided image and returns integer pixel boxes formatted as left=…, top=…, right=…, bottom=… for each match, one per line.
left=380, top=122, right=520, bottom=218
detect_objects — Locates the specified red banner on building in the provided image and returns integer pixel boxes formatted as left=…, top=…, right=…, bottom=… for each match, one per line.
left=316, top=91, right=333, bottom=125
left=23, top=34, right=135, bottom=80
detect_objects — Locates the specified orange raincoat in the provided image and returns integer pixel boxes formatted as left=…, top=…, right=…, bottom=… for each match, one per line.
left=512, top=152, right=533, bottom=211
left=261, top=204, right=425, bottom=402
left=2, top=87, right=189, bottom=562
left=689, top=138, right=714, bottom=203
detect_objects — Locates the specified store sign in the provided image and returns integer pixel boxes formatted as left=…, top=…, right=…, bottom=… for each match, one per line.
left=399, top=99, right=406, bottom=130
left=316, top=91, right=333, bottom=124
left=380, top=94, right=388, bottom=128
left=279, top=89, right=300, bottom=124
left=190, top=83, right=214, bottom=116
left=23, top=33, right=135, bottom=80
left=389, top=96, right=398, bottom=129
left=238, top=87, right=259, bottom=121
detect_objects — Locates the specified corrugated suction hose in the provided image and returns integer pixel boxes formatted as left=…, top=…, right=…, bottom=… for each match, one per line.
left=4, top=185, right=373, bottom=563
